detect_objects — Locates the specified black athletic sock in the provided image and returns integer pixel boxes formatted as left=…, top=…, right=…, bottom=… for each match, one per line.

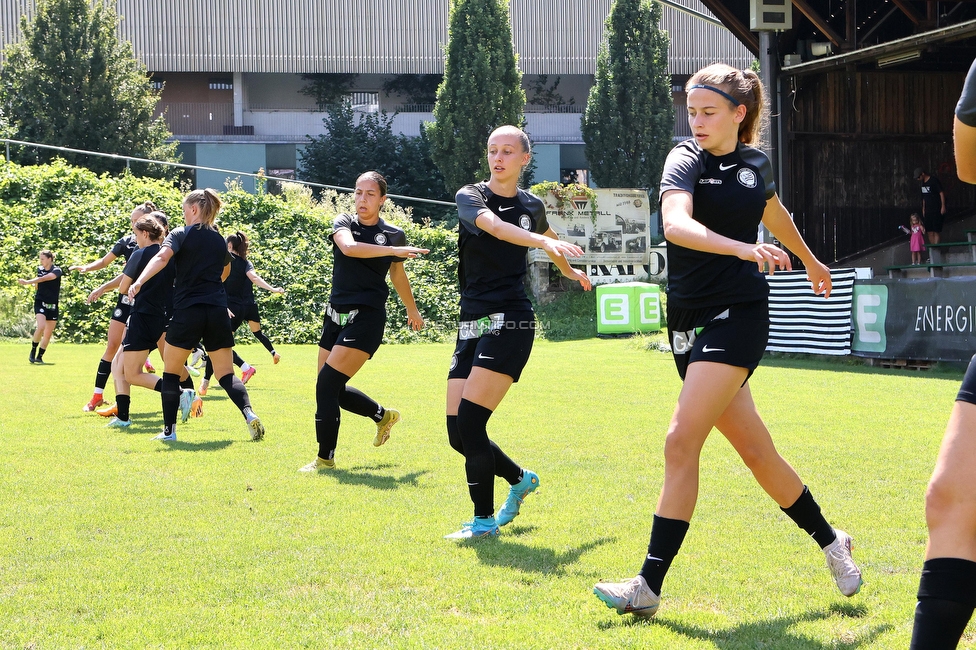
left=37, top=347, right=46, bottom=360
left=31, top=342, right=38, bottom=357
left=315, top=364, right=349, bottom=460
left=180, top=376, right=195, bottom=391
left=161, top=372, right=180, bottom=426
left=781, top=486, right=837, bottom=548
left=204, top=356, right=214, bottom=381
left=116, top=394, right=131, bottom=422
left=339, top=385, right=383, bottom=422
left=233, top=351, right=245, bottom=368
left=639, top=515, right=691, bottom=595
left=446, top=414, right=521, bottom=483
left=252, top=328, right=276, bottom=355
left=911, top=558, right=976, bottom=649
left=218, top=373, right=252, bottom=417
left=457, top=399, right=496, bottom=518
left=95, top=359, right=113, bottom=390
left=153, top=378, right=162, bottom=392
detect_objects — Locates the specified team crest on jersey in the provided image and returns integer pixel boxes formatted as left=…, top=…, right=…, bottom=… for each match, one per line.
left=519, top=215, right=532, bottom=230
left=737, top=168, right=757, bottom=189
left=374, top=233, right=388, bottom=245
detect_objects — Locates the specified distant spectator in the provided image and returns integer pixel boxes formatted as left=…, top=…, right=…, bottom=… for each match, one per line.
left=913, top=167, right=946, bottom=245
left=907, top=213, right=926, bottom=265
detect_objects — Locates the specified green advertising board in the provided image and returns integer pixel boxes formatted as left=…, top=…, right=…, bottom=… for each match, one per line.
left=596, top=282, right=662, bottom=334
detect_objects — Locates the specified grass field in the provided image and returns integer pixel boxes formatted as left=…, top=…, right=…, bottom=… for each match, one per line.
left=0, top=339, right=967, bottom=649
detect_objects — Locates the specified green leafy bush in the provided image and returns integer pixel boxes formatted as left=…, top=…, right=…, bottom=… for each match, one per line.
left=0, top=160, right=462, bottom=344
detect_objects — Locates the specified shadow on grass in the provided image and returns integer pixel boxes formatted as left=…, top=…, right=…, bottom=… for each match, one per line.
left=330, top=463, right=429, bottom=491
left=599, top=603, right=889, bottom=649
left=461, top=535, right=615, bottom=575
left=153, top=439, right=235, bottom=452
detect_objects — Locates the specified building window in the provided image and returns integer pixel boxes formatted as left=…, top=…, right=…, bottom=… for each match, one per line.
left=150, top=79, right=164, bottom=90
left=209, top=79, right=233, bottom=91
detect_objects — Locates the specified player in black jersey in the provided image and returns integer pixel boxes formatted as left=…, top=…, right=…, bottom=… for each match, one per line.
left=71, top=202, right=158, bottom=412
left=104, top=214, right=175, bottom=428
left=910, top=59, right=976, bottom=650
left=444, top=126, right=590, bottom=540
left=299, top=171, right=427, bottom=472
left=129, top=188, right=265, bottom=443
left=198, top=231, right=285, bottom=398
left=594, top=64, right=861, bottom=617
left=18, top=250, right=62, bottom=363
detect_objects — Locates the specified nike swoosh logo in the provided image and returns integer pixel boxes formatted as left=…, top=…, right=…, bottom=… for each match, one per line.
left=719, top=163, right=736, bottom=171
left=342, top=337, right=356, bottom=342
left=478, top=353, right=494, bottom=360
left=498, top=206, right=515, bottom=212
left=701, top=345, right=724, bottom=353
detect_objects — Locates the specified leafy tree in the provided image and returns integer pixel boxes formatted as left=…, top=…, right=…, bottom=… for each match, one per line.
left=425, top=0, right=526, bottom=193
left=298, top=102, right=453, bottom=223
left=0, top=0, right=177, bottom=177
left=581, top=0, right=673, bottom=191
left=381, top=74, right=442, bottom=107
left=300, top=73, right=359, bottom=109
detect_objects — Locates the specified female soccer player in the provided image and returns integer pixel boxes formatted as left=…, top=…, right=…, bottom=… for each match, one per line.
left=129, top=189, right=264, bottom=443
left=299, top=171, right=427, bottom=472
left=198, top=231, right=285, bottom=395
left=909, top=58, right=976, bottom=650
left=105, top=213, right=175, bottom=428
left=592, top=64, right=861, bottom=616
left=71, top=202, right=158, bottom=411
left=18, top=250, right=62, bottom=363
left=444, top=125, right=590, bottom=539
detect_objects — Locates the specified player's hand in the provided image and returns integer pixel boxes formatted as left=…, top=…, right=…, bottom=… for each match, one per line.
left=565, top=267, right=592, bottom=291
left=17, top=278, right=28, bottom=286
left=806, top=260, right=832, bottom=298
left=407, top=308, right=424, bottom=331
left=544, top=239, right=583, bottom=259
left=69, top=264, right=87, bottom=273
left=128, top=282, right=142, bottom=300
left=86, top=287, right=104, bottom=304
left=740, top=243, right=792, bottom=274
left=392, top=246, right=429, bottom=259
left=273, top=287, right=285, bottom=294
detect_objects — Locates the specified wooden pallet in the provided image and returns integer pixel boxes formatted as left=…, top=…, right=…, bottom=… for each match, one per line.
left=869, top=358, right=934, bottom=371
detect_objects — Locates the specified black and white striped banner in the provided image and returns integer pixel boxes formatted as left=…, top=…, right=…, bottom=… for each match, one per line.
left=765, top=268, right=856, bottom=355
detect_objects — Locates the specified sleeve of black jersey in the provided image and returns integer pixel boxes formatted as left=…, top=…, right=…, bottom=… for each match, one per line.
left=659, top=142, right=702, bottom=199
left=122, top=248, right=144, bottom=280
left=523, top=191, right=550, bottom=234
left=51, top=267, right=63, bottom=278
left=455, top=184, right=488, bottom=235
left=330, top=213, right=354, bottom=242
left=957, top=59, right=976, bottom=127
left=245, top=260, right=255, bottom=274
left=163, top=227, right=186, bottom=253
left=110, top=235, right=129, bottom=258
left=388, top=227, right=408, bottom=264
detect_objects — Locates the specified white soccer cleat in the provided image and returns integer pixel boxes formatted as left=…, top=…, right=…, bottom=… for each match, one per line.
left=593, top=575, right=660, bottom=618
left=824, top=529, right=863, bottom=597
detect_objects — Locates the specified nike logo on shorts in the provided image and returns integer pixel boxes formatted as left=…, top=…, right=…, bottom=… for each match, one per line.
left=478, top=353, right=494, bottom=360
left=343, top=337, right=356, bottom=342
left=701, top=345, right=724, bottom=353
left=498, top=206, right=515, bottom=212
left=719, top=163, right=736, bottom=171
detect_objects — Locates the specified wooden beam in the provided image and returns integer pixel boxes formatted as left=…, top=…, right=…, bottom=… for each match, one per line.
left=846, top=0, right=857, bottom=50
left=890, top=0, right=923, bottom=25
left=699, top=0, right=759, bottom=54
left=792, top=0, right=846, bottom=49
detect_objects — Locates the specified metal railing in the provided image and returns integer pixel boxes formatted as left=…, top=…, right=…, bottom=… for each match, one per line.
left=0, top=138, right=457, bottom=207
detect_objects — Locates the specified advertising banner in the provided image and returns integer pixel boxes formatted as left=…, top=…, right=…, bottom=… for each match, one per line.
left=527, top=188, right=667, bottom=285
left=766, top=269, right=856, bottom=355
left=851, top=277, right=976, bottom=362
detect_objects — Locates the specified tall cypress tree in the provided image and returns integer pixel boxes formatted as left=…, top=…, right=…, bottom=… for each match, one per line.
left=426, top=0, right=525, bottom=194
left=582, top=0, right=673, bottom=191
left=0, top=0, right=177, bottom=176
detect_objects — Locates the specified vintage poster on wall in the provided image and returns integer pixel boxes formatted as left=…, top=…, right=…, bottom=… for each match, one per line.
left=527, top=188, right=666, bottom=284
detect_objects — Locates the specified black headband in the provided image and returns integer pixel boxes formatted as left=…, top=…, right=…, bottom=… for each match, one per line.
left=688, top=84, right=742, bottom=107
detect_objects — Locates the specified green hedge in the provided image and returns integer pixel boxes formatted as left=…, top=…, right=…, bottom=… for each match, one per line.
left=0, top=160, right=460, bottom=344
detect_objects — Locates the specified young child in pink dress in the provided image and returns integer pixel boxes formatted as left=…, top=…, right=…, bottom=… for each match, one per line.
left=909, top=212, right=926, bottom=265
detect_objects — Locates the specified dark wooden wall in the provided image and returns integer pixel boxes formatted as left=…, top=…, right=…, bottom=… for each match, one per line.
left=784, top=70, right=976, bottom=263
